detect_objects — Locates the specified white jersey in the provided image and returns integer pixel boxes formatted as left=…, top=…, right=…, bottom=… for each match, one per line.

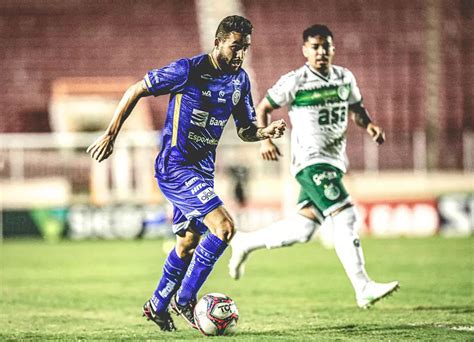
left=267, top=64, right=362, bottom=175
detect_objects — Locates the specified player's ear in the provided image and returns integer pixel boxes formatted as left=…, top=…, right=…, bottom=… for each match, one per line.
left=302, top=44, right=309, bottom=58
left=214, top=37, right=220, bottom=48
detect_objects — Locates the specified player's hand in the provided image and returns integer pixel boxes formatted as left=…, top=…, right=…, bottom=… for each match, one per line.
left=367, top=123, right=385, bottom=145
left=262, top=119, right=286, bottom=139
left=86, top=133, right=116, bottom=162
left=260, top=139, right=282, bottom=161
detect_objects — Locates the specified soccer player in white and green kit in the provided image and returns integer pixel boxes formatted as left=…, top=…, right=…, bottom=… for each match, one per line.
left=228, top=24, right=399, bottom=309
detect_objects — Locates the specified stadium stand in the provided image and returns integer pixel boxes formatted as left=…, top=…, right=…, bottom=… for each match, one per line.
left=0, top=0, right=471, bottom=171
left=0, top=0, right=472, bottom=238
left=241, top=0, right=472, bottom=170
left=0, top=0, right=201, bottom=204
left=0, top=0, right=201, bottom=133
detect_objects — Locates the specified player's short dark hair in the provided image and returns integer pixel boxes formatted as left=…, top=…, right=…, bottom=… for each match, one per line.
left=215, top=15, right=253, bottom=40
left=303, top=24, right=333, bottom=42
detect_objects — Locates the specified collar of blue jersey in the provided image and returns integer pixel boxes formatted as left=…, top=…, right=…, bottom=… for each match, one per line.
left=305, top=63, right=333, bottom=82
left=206, top=53, right=241, bottom=76
left=208, top=53, right=221, bottom=71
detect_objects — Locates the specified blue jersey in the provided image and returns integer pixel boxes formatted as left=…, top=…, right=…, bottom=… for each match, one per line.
left=144, top=54, right=256, bottom=234
left=144, top=54, right=256, bottom=177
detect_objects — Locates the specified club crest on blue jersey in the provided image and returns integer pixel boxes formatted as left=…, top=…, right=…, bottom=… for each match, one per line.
left=232, top=89, right=241, bottom=105
left=144, top=54, right=255, bottom=177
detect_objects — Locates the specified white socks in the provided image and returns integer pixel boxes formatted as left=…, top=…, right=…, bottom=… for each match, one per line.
left=331, top=206, right=370, bottom=294
left=233, top=206, right=370, bottom=296
left=234, top=214, right=319, bottom=252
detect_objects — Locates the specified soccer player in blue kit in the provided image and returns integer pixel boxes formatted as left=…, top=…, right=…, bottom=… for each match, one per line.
left=87, top=15, right=286, bottom=332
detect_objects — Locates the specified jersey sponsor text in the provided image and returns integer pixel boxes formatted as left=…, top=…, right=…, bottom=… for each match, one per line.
left=197, top=187, right=217, bottom=204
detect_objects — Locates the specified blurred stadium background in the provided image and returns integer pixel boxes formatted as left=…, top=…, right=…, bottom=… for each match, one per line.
left=0, top=0, right=472, bottom=240
left=1, top=1, right=473, bottom=340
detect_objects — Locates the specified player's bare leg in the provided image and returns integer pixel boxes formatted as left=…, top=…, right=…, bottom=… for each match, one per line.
left=204, top=205, right=236, bottom=243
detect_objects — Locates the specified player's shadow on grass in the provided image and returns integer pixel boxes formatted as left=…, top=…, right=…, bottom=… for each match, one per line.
left=238, top=317, right=474, bottom=338
left=236, top=306, right=474, bottom=338
left=412, top=305, right=474, bottom=314
left=236, top=325, right=369, bottom=338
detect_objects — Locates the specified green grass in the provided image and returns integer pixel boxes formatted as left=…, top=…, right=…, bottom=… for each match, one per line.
left=1, top=237, right=473, bottom=341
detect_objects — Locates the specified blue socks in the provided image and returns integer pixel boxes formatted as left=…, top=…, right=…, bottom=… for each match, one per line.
left=151, top=248, right=189, bottom=313
left=176, top=233, right=228, bottom=305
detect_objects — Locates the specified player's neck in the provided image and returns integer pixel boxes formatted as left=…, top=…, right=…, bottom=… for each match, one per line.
left=209, top=51, right=222, bottom=71
left=307, top=63, right=331, bottom=78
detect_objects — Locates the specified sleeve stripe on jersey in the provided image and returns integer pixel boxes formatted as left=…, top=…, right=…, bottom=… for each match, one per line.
left=144, top=74, right=153, bottom=90
left=265, top=94, right=281, bottom=109
left=171, top=94, right=183, bottom=147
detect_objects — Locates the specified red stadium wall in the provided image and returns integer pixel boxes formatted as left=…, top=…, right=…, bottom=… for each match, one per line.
left=0, top=0, right=201, bottom=132
left=437, top=0, right=473, bottom=169
left=0, top=0, right=472, bottom=170
left=241, top=0, right=473, bottom=170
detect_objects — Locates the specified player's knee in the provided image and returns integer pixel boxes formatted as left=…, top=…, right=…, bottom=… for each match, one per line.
left=297, top=230, right=313, bottom=243
left=175, top=232, right=200, bottom=261
left=175, top=245, right=195, bottom=262
left=214, top=219, right=235, bottom=243
left=175, top=239, right=197, bottom=261
left=297, top=216, right=318, bottom=243
left=340, top=205, right=357, bottom=224
left=332, top=205, right=358, bottom=234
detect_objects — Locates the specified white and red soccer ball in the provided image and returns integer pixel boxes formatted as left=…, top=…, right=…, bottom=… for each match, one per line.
left=194, top=293, right=239, bottom=336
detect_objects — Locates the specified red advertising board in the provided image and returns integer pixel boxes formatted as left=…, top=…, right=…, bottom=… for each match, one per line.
left=355, top=199, right=439, bottom=237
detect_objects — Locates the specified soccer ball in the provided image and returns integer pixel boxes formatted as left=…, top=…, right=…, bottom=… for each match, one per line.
left=194, top=293, right=239, bottom=336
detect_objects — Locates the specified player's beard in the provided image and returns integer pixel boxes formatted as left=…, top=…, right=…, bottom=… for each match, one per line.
left=314, top=55, right=332, bottom=76
left=216, top=50, right=241, bottom=73
left=313, top=59, right=329, bottom=75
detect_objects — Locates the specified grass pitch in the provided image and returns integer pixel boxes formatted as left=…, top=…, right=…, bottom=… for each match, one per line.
left=1, top=237, right=473, bottom=341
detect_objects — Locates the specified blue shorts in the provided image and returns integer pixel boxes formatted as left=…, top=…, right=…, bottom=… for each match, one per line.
left=156, top=167, right=223, bottom=236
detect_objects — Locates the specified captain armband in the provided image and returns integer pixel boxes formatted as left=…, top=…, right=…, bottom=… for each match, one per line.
left=350, top=101, right=372, bottom=128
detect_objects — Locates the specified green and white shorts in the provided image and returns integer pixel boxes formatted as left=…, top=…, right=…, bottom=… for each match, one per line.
left=295, top=163, right=352, bottom=218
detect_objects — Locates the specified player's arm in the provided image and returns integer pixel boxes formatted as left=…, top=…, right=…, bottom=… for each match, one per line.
left=349, top=101, right=385, bottom=145
left=256, top=97, right=283, bottom=161
left=237, top=117, right=286, bottom=142
left=234, top=83, right=286, bottom=143
left=87, top=80, right=151, bottom=162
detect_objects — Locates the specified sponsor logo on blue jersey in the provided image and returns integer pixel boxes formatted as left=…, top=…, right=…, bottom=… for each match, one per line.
left=191, top=109, right=209, bottom=127
left=188, top=132, right=218, bottom=145
left=191, top=183, right=207, bottom=195
left=209, top=117, right=227, bottom=127
left=197, top=187, right=217, bottom=204
left=185, top=177, right=199, bottom=187
left=218, top=90, right=227, bottom=103
left=145, top=54, right=255, bottom=175
left=200, top=73, right=213, bottom=80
